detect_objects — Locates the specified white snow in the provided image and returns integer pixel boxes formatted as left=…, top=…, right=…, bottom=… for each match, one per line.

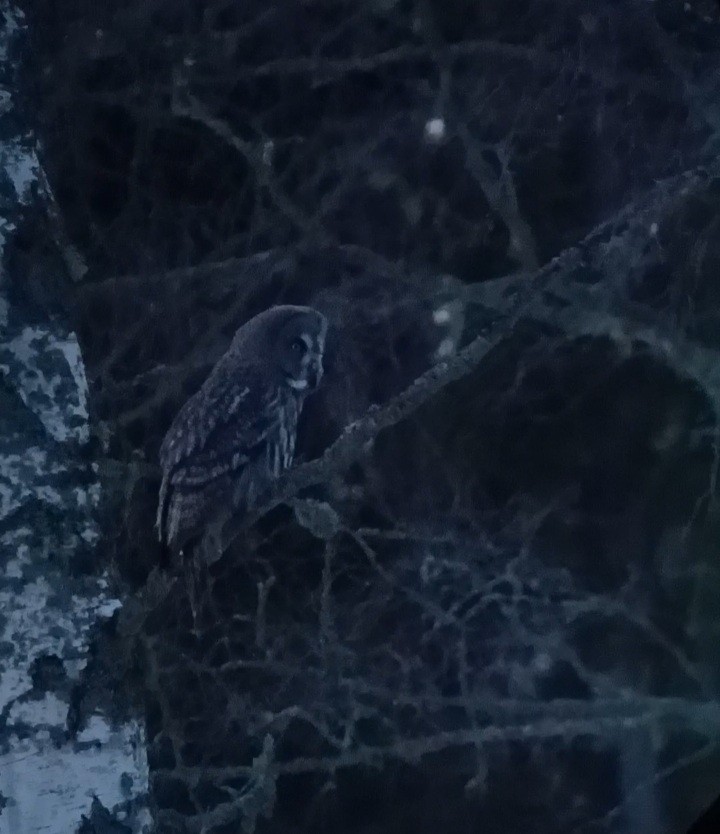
left=0, top=449, right=68, bottom=521
left=436, top=337, right=455, bottom=357
left=1, top=139, right=38, bottom=204
left=0, top=327, right=91, bottom=444
left=0, top=721, right=148, bottom=834
left=424, top=117, right=446, bottom=142
left=7, top=692, right=69, bottom=727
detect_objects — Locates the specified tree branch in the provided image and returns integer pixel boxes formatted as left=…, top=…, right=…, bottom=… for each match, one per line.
left=215, top=326, right=500, bottom=558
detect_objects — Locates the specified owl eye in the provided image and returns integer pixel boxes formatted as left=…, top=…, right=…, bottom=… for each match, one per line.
left=290, top=337, right=307, bottom=355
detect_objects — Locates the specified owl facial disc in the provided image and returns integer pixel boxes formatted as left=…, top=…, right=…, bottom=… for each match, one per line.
left=276, top=309, right=326, bottom=392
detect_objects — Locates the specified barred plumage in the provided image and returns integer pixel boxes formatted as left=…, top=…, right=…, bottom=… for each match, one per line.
left=157, top=305, right=327, bottom=552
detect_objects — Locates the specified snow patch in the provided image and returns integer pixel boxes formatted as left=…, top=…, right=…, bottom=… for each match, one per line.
left=0, top=721, right=148, bottom=834
left=1, top=140, right=38, bottom=204
left=425, top=117, right=446, bottom=142
left=436, top=337, right=455, bottom=357
left=0, top=448, right=67, bottom=521
left=0, top=327, right=91, bottom=444
left=8, top=692, right=69, bottom=727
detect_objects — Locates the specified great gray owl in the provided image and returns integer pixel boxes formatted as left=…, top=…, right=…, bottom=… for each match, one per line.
left=157, top=305, right=327, bottom=551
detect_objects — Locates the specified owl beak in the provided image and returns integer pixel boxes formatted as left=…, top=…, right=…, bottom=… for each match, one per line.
left=308, top=361, right=322, bottom=389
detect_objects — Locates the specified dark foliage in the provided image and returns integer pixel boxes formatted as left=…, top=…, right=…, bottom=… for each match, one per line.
left=13, top=0, right=720, bottom=831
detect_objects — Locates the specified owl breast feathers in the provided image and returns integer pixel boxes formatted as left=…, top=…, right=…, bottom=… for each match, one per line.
left=157, top=305, right=327, bottom=552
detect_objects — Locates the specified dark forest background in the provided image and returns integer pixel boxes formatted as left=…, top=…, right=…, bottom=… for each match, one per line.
left=3, top=0, right=720, bottom=832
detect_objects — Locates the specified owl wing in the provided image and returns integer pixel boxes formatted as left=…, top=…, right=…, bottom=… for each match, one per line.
left=157, top=363, right=278, bottom=542
left=160, top=361, right=266, bottom=468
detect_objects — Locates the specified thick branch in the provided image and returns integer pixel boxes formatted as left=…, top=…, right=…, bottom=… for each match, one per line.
left=216, top=327, right=497, bottom=556
left=213, top=161, right=720, bottom=559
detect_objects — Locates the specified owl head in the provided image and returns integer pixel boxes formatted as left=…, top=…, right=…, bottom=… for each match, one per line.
left=232, top=305, right=327, bottom=392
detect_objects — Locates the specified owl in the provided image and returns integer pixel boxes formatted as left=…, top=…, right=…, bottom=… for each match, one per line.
left=156, top=305, right=328, bottom=552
